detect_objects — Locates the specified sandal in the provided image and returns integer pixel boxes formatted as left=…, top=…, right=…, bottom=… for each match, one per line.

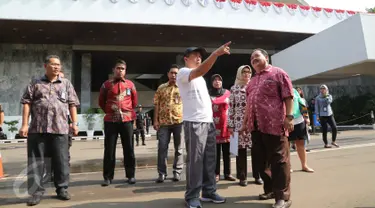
left=331, top=142, right=340, bottom=148
left=302, top=167, right=314, bottom=173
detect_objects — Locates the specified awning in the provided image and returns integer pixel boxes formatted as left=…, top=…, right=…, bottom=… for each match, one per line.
left=271, top=13, right=375, bottom=85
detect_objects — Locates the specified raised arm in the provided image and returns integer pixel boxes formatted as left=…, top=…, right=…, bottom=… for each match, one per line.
left=189, top=42, right=231, bottom=82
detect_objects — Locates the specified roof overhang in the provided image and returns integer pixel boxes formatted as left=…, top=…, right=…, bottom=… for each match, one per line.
left=0, top=0, right=358, bottom=34
left=271, top=13, right=375, bottom=84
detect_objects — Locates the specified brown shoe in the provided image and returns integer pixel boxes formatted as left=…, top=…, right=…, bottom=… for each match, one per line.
left=259, top=192, right=275, bottom=200
left=224, top=175, right=236, bottom=181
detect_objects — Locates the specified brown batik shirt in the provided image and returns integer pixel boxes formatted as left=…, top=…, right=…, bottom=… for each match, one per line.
left=20, top=75, right=80, bottom=135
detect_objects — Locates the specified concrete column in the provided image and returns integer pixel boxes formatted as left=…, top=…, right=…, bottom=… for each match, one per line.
left=80, top=53, right=92, bottom=113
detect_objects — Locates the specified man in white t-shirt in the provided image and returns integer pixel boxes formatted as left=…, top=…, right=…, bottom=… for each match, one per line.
left=177, top=42, right=231, bottom=208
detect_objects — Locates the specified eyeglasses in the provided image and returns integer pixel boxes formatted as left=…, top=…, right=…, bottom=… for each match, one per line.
left=242, top=71, right=251, bottom=74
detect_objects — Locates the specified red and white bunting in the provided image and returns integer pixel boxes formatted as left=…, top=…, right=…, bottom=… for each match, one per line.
left=323, top=8, right=333, bottom=18
left=259, top=1, right=271, bottom=13
left=230, top=0, right=242, bottom=10
left=244, top=0, right=257, bottom=12
left=299, top=6, right=310, bottom=16
left=312, top=7, right=322, bottom=18
left=286, top=4, right=297, bottom=16
left=214, top=0, right=225, bottom=9
left=272, top=2, right=284, bottom=14
left=334, top=9, right=345, bottom=19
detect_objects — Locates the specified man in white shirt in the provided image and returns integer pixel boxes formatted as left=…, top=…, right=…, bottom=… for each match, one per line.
left=177, top=42, right=231, bottom=208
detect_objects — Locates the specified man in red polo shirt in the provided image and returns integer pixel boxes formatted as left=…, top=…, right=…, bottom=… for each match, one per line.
left=99, top=59, right=138, bottom=186
left=242, top=49, right=294, bottom=208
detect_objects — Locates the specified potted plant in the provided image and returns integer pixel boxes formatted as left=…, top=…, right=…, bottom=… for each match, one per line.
left=83, top=108, right=97, bottom=137
left=4, top=120, right=19, bottom=139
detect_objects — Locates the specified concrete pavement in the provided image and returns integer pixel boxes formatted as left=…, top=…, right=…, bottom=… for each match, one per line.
left=1, top=142, right=375, bottom=207
left=1, top=130, right=375, bottom=177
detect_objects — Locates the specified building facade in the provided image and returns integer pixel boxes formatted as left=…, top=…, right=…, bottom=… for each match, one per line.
left=0, top=0, right=359, bottom=117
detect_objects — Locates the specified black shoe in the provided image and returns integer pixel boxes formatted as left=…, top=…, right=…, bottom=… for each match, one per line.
left=142, top=143, right=146, bottom=146
left=239, top=180, right=248, bottom=187
left=57, top=190, right=71, bottom=201
left=172, top=172, right=181, bottom=182
left=136, top=143, right=139, bottom=146
left=128, top=177, right=136, bottom=184
left=101, top=179, right=111, bottom=187
left=255, top=178, right=264, bottom=185
left=155, top=175, right=166, bottom=183
left=259, top=192, right=275, bottom=200
left=27, top=195, right=41, bottom=206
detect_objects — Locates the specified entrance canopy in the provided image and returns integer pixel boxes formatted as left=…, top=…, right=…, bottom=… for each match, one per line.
left=271, top=13, right=375, bottom=85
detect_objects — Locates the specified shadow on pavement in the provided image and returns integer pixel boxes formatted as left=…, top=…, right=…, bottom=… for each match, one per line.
left=55, top=196, right=270, bottom=208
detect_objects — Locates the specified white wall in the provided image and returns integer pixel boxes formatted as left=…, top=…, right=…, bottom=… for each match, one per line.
left=271, top=14, right=372, bottom=81
left=361, top=14, right=375, bottom=60
left=0, top=0, right=356, bottom=34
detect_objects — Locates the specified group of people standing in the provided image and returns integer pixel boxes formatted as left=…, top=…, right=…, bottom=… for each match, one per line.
left=18, top=42, right=338, bottom=208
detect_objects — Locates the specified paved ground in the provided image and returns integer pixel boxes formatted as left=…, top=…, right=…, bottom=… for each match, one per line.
left=1, top=130, right=375, bottom=177
left=1, top=131, right=375, bottom=207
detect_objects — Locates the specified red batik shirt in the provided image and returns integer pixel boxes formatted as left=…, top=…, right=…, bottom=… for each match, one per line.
left=98, top=78, right=138, bottom=122
left=245, top=65, right=293, bottom=137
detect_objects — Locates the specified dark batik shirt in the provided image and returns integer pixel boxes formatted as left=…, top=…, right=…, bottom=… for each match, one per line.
left=20, top=75, right=80, bottom=135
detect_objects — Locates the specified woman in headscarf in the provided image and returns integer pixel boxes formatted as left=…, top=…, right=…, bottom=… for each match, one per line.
left=315, top=84, right=339, bottom=148
left=227, top=65, right=262, bottom=186
left=209, top=74, right=236, bottom=182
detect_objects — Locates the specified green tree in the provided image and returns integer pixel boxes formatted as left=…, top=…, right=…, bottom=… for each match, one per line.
left=366, top=7, right=375, bottom=13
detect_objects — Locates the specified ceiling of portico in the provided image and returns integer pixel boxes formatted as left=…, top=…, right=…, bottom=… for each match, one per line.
left=292, top=61, right=375, bottom=85
left=0, top=20, right=311, bottom=51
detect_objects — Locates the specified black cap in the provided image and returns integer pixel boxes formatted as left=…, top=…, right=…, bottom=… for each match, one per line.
left=183, top=47, right=207, bottom=57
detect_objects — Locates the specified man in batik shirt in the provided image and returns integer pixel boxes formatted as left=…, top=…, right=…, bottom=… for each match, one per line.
left=99, top=59, right=138, bottom=186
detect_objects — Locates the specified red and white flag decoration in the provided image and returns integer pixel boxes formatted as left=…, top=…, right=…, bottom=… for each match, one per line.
left=230, top=0, right=242, bottom=10
left=272, top=2, right=284, bottom=14
left=214, top=0, right=225, bottom=9
left=286, top=4, right=297, bottom=16
left=323, top=8, right=333, bottom=18
left=244, top=0, right=257, bottom=12
left=259, top=1, right=271, bottom=13
left=312, top=6, right=322, bottom=17
left=299, top=5, right=310, bottom=16
left=335, top=9, right=345, bottom=19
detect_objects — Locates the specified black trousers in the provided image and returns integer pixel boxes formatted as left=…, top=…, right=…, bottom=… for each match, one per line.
left=103, top=121, right=135, bottom=180
left=27, top=133, right=70, bottom=196
left=320, top=115, right=338, bottom=145
left=135, top=128, right=145, bottom=144
left=236, top=148, right=261, bottom=181
left=215, top=143, right=231, bottom=176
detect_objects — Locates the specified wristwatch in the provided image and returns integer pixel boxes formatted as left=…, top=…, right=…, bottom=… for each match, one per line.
left=72, top=122, right=79, bottom=127
left=286, top=115, right=294, bottom=120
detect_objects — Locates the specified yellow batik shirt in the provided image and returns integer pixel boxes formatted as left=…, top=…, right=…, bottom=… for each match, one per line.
left=153, top=82, right=183, bottom=126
